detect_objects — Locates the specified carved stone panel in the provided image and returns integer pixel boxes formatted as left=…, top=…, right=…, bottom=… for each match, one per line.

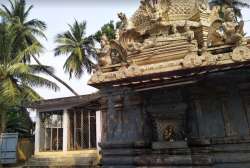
left=145, top=90, right=188, bottom=142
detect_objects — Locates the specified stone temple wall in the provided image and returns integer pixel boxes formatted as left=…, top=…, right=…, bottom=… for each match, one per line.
left=100, top=68, right=250, bottom=167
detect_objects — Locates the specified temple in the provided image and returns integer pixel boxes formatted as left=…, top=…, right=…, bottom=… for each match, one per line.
left=89, top=0, right=250, bottom=167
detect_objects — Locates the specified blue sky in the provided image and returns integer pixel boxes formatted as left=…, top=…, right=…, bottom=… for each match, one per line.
left=1, top=0, right=250, bottom=99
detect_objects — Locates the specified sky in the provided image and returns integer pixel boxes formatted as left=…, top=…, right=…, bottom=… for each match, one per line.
left=20, top=0, right=140, bottom=99
left=1, top=0, right=250, bottom=99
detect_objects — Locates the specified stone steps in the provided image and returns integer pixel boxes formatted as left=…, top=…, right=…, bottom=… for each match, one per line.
left=24, top=151, right=99, bottom=168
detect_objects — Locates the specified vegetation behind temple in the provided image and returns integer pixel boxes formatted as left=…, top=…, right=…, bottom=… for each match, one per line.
left=0, top=0, right=59, bottom=135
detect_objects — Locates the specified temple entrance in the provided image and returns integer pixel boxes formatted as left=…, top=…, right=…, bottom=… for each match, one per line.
left=69, top=109, right=96, bottom=150
left=40, top=111, right=63, bottom=151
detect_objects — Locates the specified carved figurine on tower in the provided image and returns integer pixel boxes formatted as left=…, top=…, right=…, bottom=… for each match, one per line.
left=208, top=5, right=245, bottom=46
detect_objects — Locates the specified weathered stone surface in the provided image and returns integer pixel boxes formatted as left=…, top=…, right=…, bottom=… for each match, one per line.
left=152, top=141, right=188, bottom=150
left=89, top=1, right=250, bottom=167
left=97, top=69, right=250, bottom=167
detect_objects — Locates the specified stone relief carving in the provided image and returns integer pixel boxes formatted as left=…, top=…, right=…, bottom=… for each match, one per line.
left=163, top=125, right=176, bottom=142
left=208, top=6, right=245, bottom=47
left=118, top=12, right=134, bottom=31
left=97, top=35, right=112, bottom=67
left=116, top=63, right=143, bottom=79
left=203, top=51, right=218, bottom=66
left=89, top=0, right=250, bottom=85
left=182, top=48, right=203, bottom=68
left=182, top=49, right=220, bottom=68
left=231, top=46, right=250, bottom=62
left=197, top=0, right=210, bottom=13
left=163, top=125, right=187, bottom=142
left=114, top=0, right=201, bottom=55
left=110, top=40, right=128, bottom=64
left=96, top=0, right=208, bottom=69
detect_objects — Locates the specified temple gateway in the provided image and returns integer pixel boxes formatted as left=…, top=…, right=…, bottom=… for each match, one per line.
left=88, top=0, right=250, bottom=167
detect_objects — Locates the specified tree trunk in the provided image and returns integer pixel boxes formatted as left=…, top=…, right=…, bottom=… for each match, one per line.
left=0, top=110, right=6, bottom=133
left=32, top=55, right=79, bottom=96
left=0, top=113, right=1, bottom=134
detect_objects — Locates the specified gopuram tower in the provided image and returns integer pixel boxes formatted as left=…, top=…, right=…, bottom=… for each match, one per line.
left=89, top=0, right=250, bottom=167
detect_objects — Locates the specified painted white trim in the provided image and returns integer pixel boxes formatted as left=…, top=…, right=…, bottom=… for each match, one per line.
left=63, top=109, right=69, bottom=152
left=96, top=110, right=101, bottom=151
left=34, top=110, right=40, bottom=154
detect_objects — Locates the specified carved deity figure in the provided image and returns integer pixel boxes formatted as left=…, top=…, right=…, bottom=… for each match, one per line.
left=197, top=0, right=209, bottom=13
left=98, top=35, right=112, bottom=67
left=208, top=6, right=244, bottom=46
left=163, top=125, right=176, bottom=142
left=184, top=22, right=195, bottom=42
left=118, top=12, right=128, bottom=30
left=223, top=7, right=244, bottom=45
left=163, top=124, right=187, bottom=142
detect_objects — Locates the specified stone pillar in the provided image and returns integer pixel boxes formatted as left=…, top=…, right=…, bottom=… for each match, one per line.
left=63, top=109, right=69, bottom=152
left=34, top=110, right=40, bottom=154
left=100, top=96, right=108, bottom=143
left=100, top=87, right=150, bottom=167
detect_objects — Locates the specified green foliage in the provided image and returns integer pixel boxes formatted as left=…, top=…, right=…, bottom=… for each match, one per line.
left=0, top=0, right=59, bottom=134
left=0, top=22, right=58, bottom=103
left=4, top=100, right=34, bottom=137
left=93, top=20, right=121, bottom=43
left=0, top=0, right=46, bottom=63
left=209, top=0, right=250, bottom=18
left=54, top=20, right=96, bottom=78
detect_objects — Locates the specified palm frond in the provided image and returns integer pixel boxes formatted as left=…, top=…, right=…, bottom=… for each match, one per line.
left=0, top=78, right=20, bottom=102
left=23, top=4, right=33, bottom=19
left=7, top=63, right=29, bottom=75
left=19, top=84, right=41, bottom=101
left=24, top=19, right=46, bottom=31
left=18, top=73, right=59, bottom=91
left=0, top=4, right=12, bottom=16
left=12, top=42, right=43, bottom=63
left=54, top=45, right=74, bottom=56
left=29, top=64, right=55, bottom=74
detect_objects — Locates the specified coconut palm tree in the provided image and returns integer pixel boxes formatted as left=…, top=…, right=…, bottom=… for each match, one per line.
left=0, top=21, right=59, bottom=132
left=0, top=0, right=79, bottom=95
left=55, top=20, right=96, bottom=79
left=209, top=0, right=250, bottom=18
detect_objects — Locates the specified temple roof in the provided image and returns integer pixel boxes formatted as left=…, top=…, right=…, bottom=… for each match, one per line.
left=28, top=92, right=101, bottom=111
left=107, top=60, right=250, bottom=92
left=89, top=0, right=250, bottom=90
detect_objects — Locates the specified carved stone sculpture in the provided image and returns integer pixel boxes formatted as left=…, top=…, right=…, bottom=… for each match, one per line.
left=110, top=40, right=128, bottom=64
left=98, top=35, right=112, bottom=67
left=208, top=6, right=245, bottom=47
left=118, top=12, right=133, bottom=30
left=184, top=22, right=195, bottom=42
left=182, top=50, right=203, bottom=68
left=163, top=125, right=187, bottom=142
left=231, top=46, right=250, bottom=62
left=163, top=125, right=176, bottom=142
left=114, top=0, right=202, bottom=54
left=223, top=8, right=244, bottom=45
left=197, top=0, right=210, bottom=13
